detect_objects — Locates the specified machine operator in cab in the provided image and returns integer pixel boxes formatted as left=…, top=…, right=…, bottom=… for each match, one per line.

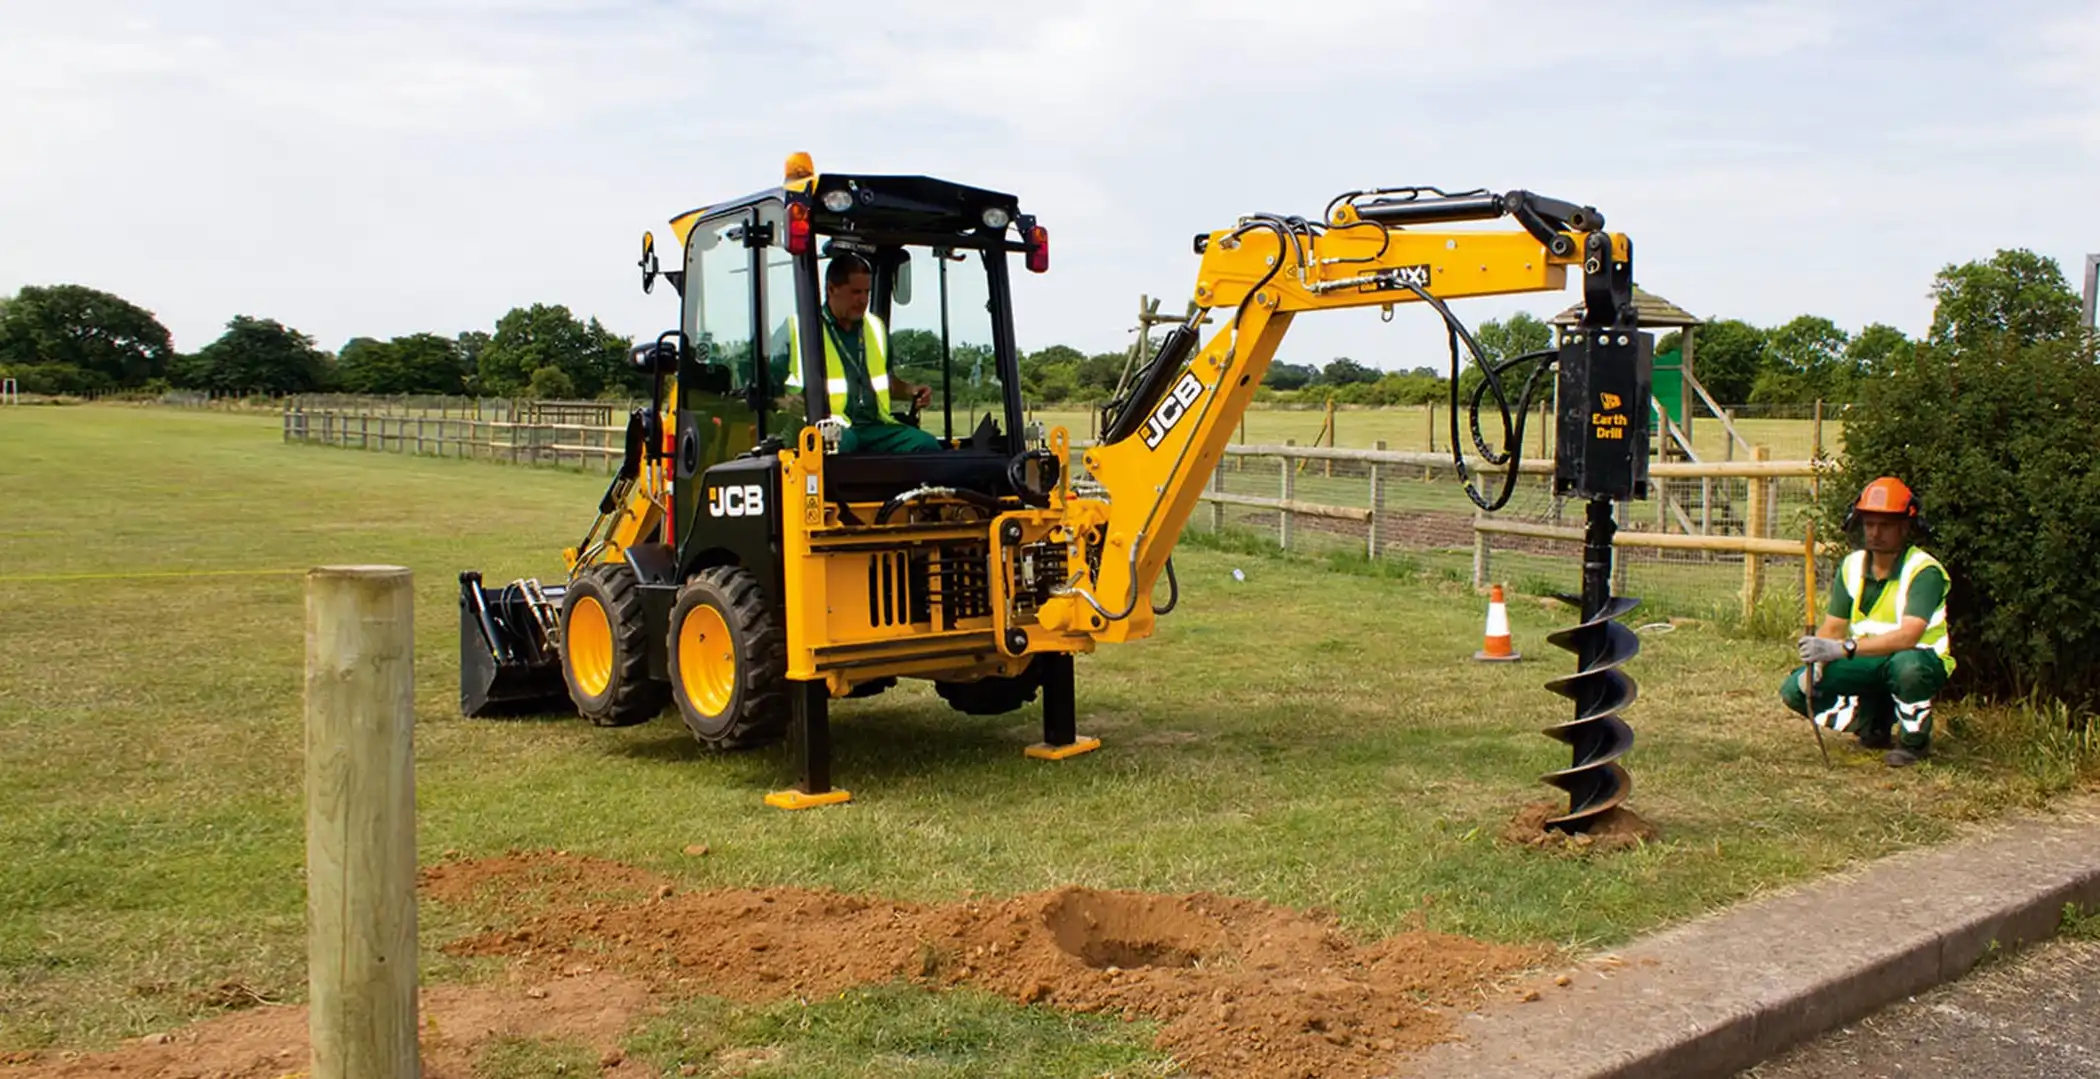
left=782, top=253, right=940, bottom=453
left=1779, top=477, right=1954, bottom=768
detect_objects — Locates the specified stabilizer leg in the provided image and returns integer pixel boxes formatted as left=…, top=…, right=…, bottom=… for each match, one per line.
left=766, top=679, right=851, bottom=809
left=1026, top=653, right=1100, bottom=760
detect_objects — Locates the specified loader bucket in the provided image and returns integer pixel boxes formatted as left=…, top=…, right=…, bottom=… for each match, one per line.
left=458, top=571, right=572, bottom=717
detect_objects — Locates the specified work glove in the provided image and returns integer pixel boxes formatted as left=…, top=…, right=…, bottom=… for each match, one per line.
left=1798, top=636, right=1847, bottom=664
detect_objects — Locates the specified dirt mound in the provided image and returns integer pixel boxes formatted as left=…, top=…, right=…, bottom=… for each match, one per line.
left=441, top=853, right=1549, bottom=1078
left=1502, top=801, right=1661, bottom=853
left=1, top=971, right=658, bottom=1079
left=7, top=852, right=1551, bottom=1079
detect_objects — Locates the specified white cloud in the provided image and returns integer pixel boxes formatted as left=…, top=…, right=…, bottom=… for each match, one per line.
left=0, top=0, right=2093, bottom=377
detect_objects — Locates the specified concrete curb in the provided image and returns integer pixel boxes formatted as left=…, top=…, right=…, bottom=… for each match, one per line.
left=1395, top=796, right=2100, bottom=1079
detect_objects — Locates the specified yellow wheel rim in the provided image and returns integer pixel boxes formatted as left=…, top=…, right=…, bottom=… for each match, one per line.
left=678, top=604, right=736, bottom=717
left=567, top=595, right=614, bottom=698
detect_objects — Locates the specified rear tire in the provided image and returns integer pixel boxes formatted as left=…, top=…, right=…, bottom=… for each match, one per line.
left=934, top=661, right=1041, bottom=716
left=559, top=563, right=668, bottom=727
left=669, top=566, right=788, bottom=749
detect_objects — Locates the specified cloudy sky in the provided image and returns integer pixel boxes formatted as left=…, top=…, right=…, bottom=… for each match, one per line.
left=3, top=0, right=2095, bottom=371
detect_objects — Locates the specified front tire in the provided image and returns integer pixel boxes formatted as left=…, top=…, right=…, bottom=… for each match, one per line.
left=668, top=566, right=788, bottom=749
left=559, top=563, right=668, bottom=727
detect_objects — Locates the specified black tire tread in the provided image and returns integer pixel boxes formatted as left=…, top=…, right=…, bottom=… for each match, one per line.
left=672, top=565, right=788, bottom=750
left=563, top=563, right=668, bottom=727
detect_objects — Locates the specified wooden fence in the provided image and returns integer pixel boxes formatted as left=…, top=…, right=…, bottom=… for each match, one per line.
left=283, top=407, right=632, bottom=472
left=285, top=404, right=1824, bottom=619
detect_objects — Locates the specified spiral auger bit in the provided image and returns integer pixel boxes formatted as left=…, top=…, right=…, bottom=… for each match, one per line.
left=1541, top=501, right=1639, bottom=831
left=1540, top=231, right=1652, bottom=834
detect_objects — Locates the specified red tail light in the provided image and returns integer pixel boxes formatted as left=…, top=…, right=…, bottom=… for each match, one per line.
left=1025, top=224, right=1049, bottom=273
left=787, top=201, right=812, bottom=255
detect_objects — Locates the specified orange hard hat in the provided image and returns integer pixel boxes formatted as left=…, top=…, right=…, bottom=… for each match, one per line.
left=1854, top=476, right=1918, bottom=517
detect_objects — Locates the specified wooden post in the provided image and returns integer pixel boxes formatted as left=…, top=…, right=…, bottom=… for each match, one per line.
left=416, top=417, right=425, bottom=456
left=1278, top=442, right=1295, bottom=550
left=1742, top=446, right=1770, bottom=620
left=1209, top=456, right=1225, bottom=533
left=1811, top=399, right=1825, bottom=502
left=304, top=566, right=419, bottom=1079
left=1426, top=402, right=1436, bottom=452
left=1472, top=507, right=1489, bottom=590
left=1803, top=520, right=1819, bottom=635
left=1367, top=439, right=1386, bottom=560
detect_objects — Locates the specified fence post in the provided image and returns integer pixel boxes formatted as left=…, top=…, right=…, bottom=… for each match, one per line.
left=1367, top=440, right=1386, bottom=560
left=1209, top=454, right=1225, bottom=533
left=416, top=417, right=425, bottom=456
left=1279, top=441, right=1295, bottom=550
left=1472, top=507, right=1489, bottom=591
left=1742, top=445, right=1770, bottom=620
left=304, top=566, right=419, bottom=1079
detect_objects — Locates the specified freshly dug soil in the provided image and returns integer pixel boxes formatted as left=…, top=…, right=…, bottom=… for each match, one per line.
left=1501, top=801, right=1662, bottom=853
left=5, top=851, right=1552, bottom=1079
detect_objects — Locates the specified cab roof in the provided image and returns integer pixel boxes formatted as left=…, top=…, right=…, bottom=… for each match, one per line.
left=667, top=172, right=1025, bottom=251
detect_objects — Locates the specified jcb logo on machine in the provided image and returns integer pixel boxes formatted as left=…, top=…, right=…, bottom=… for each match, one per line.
left=1391, top=263, right=1432, bottom=288
left=1141, top=372, right=1205, bottom=449
left=707, top=484, right=766, bottom=517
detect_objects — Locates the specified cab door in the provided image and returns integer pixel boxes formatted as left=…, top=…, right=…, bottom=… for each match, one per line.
left=672, top=209, right=765, bottom=560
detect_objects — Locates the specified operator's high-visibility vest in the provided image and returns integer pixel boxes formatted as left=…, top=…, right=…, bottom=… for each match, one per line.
left=1842, top=547, right=1954, bottom=674
left=785, top=312, right=891, bottom=425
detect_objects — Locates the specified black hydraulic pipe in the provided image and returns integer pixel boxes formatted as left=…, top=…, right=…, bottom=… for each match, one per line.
left=1102, top=324, right=1200, bottom=444
left=1352, top=193, right=1505, bottom=226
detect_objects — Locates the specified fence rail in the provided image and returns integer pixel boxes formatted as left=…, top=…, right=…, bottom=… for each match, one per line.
left=285, top=403, right=1829, bottom=622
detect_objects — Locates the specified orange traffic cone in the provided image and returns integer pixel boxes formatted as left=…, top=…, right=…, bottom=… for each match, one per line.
left=1473, top=584, right=1521, bottom=662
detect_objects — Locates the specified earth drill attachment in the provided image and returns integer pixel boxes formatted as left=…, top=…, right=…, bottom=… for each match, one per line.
left=1541, top=230, right=1652, bottom=832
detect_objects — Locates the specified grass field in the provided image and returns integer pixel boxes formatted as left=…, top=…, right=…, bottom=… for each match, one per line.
left=1, top=406, right=2088, bottom=1066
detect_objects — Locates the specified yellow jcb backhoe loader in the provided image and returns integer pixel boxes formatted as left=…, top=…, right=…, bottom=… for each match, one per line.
left=460, top=154, right=1652, bottom=831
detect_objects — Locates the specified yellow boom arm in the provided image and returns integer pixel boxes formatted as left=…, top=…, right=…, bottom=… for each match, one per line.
left=1038, top=189, right=1632, bottom=644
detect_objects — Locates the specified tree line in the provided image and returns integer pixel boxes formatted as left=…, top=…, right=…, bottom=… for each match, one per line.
left=2, top=249, right=2085, bottom=408
left=0, top=291, right=652, bottom=400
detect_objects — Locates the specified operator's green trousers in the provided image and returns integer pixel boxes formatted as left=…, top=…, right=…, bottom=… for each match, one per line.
left=840, top=420, right=942, bottom=454
left=1779, top=651, right=1949, bottom=751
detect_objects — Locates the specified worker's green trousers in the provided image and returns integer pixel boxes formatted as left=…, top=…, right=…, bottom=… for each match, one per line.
left=1779, top=651, right=1949, bottom=751
left=840, top=420, right=943, bottom=454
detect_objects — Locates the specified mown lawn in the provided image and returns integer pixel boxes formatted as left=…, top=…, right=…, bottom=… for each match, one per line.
left=0, top=405, right=2087, bottom=1062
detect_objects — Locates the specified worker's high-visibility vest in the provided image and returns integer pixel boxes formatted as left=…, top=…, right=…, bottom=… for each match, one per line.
left=785, top=312, right=890, bottom=425
left=1842, top=547, right=1954, bottom=674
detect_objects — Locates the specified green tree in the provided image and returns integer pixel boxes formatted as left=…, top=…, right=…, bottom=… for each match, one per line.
left=1461, top=313, right=1555, bottom=404
left=338, top=333, right=467, bottom=395
left=1828, top=332, right=2100, bottom=709
left=457, top=331, right=492, bottom=394
left=1319, top=357, right=1379, bottom=386
left=1927, top=248, right=2082, bottom=348
left=477, top=304, right=632, bottom=398
left=527, top=365, right=576, bottom=399
left=1750, top=315, right=1851, bottom=404
left=1687, top=319, right=1768, bottom=404
left=1844, top=322, right=1914, bottom=380
left=0, top=284, right=174, bottom=392
left=172, top=316, right=331, bottom=394
left=1264, top=361, right=1318, bottom=391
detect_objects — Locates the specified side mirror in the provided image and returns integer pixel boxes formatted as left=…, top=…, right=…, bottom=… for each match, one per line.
left=893, top=255, right=913, bottom=306
left=631, top=330, right=684, bottom=374
left=639, top=231, right=660, bottom=295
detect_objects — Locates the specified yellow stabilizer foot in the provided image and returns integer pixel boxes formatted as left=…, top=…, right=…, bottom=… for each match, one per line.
left=1026, top=736, right=1102, bottom=761
left=764, top=788, right=853, bottom=810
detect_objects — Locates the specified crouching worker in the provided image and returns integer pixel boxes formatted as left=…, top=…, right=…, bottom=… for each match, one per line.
left=1780, top=477, right=1955, bottom=768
